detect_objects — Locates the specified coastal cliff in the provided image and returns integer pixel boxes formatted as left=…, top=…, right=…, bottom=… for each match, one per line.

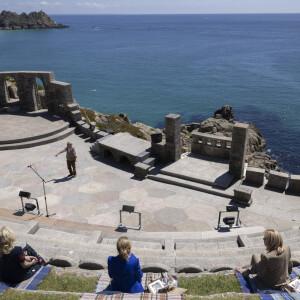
left=0, top=10, right=69, bottom=30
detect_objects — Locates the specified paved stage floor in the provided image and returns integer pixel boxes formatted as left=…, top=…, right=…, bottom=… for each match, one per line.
left=0, top=110, right=68, bottom=143
left=0, top=128, right=299, bottom=232
left=161, top=154, right=234, bottom=188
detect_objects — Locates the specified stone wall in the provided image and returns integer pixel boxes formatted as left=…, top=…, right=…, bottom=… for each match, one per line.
left=191, top=132, right=232, bottom=159
left=0, top=71, right=76, bottom=115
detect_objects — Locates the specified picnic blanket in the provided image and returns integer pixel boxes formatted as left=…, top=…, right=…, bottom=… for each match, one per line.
left=94, top=272, right=161, bottom=294
left=80, top=292, right=184, bottom=300
left=0, top=266, right=52, bottom=296
left=235, top=266, right=300, bottom=300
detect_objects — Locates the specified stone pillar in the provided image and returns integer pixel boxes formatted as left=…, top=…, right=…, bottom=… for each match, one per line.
left=0, top=79, right=8, bottom=106
left=229, top=123, right=249, bottom=178
left=165, top=114, right=181, bottom=162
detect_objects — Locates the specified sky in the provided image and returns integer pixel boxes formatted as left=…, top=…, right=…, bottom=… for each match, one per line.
left=1, top=0, right=300, bottom=15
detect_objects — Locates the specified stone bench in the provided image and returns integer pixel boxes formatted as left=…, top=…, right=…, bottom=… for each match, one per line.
left=134, top=162, right=151, bottom=179
left=267, top=170, right=289, bottom=190
left=245, top=167, right=265, bottom=186
left=287, top=175, right=300, bottom=194
left=232, top=186, right=253, bottom=207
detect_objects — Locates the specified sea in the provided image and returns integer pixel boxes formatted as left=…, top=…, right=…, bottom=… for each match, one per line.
left=0, top=14, right=299, bottom=174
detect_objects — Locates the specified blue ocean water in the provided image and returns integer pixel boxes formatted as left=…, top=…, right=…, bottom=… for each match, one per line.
left=0, top=14, right=299, bottom=174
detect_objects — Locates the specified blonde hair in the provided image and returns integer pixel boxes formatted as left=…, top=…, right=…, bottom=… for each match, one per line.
left=117, top=236, right=131, bottom=261
left=264, top=229, right=284, bottom=255
left=0, top=227, right=15, bottom=257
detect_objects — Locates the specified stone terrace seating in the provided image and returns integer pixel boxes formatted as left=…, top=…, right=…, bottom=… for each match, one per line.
left=0, top=217, right=299, bottom=273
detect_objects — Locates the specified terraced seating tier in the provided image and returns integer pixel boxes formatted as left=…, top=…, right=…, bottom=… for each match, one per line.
left=0, top=217, right=299, bottom=273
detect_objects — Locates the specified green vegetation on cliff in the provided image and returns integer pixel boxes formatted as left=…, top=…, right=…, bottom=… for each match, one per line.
left=80, top=107, right=148, bottom=140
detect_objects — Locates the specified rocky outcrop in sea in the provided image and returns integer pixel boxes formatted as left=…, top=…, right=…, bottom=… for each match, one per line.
left=0, top=10, right=69, bottom=30
left=181, top=105, right=279, bottom=172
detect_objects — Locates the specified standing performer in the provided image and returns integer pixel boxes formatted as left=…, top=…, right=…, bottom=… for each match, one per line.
left=56, top=142, right=77, bottom=177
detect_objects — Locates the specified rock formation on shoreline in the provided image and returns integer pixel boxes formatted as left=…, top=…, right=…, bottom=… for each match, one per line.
left=181, top=105, right=279, bottom=172
left=0, top=10, right=69, bottom=30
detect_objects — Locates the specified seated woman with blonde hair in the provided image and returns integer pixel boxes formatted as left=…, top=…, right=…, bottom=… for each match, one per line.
left=108, top=236, right=144, bottom=293
left=237, top=229, right=293, bottom=290
left=0, top=227, right=46, bottom=284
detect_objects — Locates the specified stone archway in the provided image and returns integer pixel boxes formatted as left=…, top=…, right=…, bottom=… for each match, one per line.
left=32, top=77, right=48, bottom=110
left=4, top=76, right=20, bottom=105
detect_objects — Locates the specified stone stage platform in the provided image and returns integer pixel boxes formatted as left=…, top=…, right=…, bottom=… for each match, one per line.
left=97, top=132, right=151, bottom=165
left=0, top=110, right=74, bottom=150
left=0, top=128, right=299, bottom=233
left=160, top=154, right=234, bottom=189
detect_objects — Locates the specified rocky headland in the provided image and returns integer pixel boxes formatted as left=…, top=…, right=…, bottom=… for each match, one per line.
left=0, top=10, right=69, bottom=30
left=79, top=105, right=279, bottom=172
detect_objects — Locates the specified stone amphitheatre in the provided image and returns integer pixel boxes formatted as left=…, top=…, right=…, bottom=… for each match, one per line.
left=0, top=71, right=299, bottom=276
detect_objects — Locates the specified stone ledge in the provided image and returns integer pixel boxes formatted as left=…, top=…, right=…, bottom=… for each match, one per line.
left=134, top=162, right=151, bottom=179
left=267, top=170, right=289, bottom=190
left=245, top=167, right=265, bottom=186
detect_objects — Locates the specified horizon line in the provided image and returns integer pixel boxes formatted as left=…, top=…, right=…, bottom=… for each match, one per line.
left=48, top=12, right=300, bottom=16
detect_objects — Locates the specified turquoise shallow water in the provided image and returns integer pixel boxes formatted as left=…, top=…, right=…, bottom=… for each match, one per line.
left=0, top=14, right=299, bottom=174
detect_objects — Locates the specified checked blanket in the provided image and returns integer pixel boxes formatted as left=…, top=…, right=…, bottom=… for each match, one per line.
left=0, top=266, right=52, bottom=296
left=94, top=272, right=162, bottom=294
left=80, top=292, right=184, bottom=300
left=235, top=266, right=300, bottom=300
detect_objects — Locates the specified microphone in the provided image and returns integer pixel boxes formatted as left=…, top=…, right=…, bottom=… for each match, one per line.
left=27, top=164, right=32, bottom=168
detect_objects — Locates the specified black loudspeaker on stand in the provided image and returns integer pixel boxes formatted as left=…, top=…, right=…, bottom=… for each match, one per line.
left=27, top=164, right=55, bottom=217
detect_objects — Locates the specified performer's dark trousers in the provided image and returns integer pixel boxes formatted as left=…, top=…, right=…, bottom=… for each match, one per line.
left=67, top=160, right=76, bottom=175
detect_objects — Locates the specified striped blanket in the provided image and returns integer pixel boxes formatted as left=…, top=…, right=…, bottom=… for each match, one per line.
left=0, top=266, right=52, bottom=296
left=235, top=267, right=300, bottom=300
left=84, top=272, right=183, bottom=300
left=94, top=272, right=161, bottom=294
left=80, top=292, right=184, bottom=300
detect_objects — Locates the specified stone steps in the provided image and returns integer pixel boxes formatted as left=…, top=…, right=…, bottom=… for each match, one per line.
left=160, top=168, right=234, bottom=189
left=101, top=237, right=163, bottom=250
left=0, top=127, right=75, bottom=150
left=0, top=122, right=70, bottom=145
left=148, top=173, right=234, bottom=199
left=1, top=217, right=299, bottom=272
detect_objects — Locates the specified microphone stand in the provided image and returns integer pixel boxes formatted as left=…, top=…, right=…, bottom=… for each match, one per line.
left=28, top=164, right=55, bottom=217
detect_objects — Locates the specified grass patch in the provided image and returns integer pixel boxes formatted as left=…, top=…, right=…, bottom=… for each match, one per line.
left=37, top=270, right=97, bottom=293
left=80, top=108, right=96, bottom=123
left=189, top=296, right=259, bottom=300
left=179, top=274, right=242, bottom=296
left=0, top=290, right=78, bottom=300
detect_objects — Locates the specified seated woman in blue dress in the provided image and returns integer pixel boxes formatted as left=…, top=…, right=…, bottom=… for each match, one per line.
left=108, top=236, right=144, bottom=293
left=0, top=226, right=46, bottom=284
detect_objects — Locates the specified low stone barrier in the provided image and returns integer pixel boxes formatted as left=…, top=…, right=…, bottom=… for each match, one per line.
left=134, top=162, right=151, bottom=179
left=288, top=175, right=300, bottom=194
left=267, top=170, right=289, bottom=190
left=232, top=186, right=253, bottom=207
left=245, top=167, right=265, bottom=186
left=191, top=132, right=232, bottom=160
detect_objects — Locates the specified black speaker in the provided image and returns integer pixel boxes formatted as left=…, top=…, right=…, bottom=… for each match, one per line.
left=226, top=205, right=238, bottom=212
left=122, top=205, right=135, bottom=213
left=19, top=191, right=31, bottom=198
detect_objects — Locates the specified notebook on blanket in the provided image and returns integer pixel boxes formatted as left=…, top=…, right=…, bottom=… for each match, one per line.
left=0, top=266, right=52, bottom=296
